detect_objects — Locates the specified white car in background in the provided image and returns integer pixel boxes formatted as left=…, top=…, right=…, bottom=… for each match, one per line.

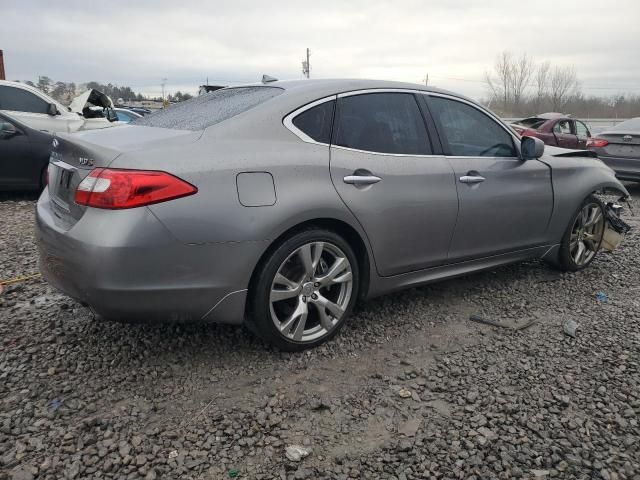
left=0, top=80, right=119, bottom=134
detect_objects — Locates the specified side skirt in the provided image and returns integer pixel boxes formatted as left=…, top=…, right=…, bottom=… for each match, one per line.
left=366, top=245, right=556, bottom=299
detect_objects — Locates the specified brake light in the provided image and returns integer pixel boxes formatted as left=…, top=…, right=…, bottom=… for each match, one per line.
left=587, top=138, right=609, bottom=148
left=519, top=129, right=537, bottom=137
left=75, top=168, right=197, bottom=209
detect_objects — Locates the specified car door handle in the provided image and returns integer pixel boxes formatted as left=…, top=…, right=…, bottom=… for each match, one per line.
left=459, top=175, right=485, bottom=184
left=343, top=175, right=382, bottom=186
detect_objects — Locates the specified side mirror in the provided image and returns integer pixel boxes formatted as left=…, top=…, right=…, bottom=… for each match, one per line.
left=521, top=136, right=545, bottom=160
left=0, top=122, right=18, bottom=139
left=47, top=103, right=59, bottom=116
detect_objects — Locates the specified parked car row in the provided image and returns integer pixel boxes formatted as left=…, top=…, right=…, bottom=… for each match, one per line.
left=0, top=80, right=126, bottom=190
left=511, top=112, right=640, bottom=181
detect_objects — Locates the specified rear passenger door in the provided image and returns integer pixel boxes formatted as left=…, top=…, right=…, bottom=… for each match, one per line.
left=425, top=94, right=553, bottom=261
left=329, top=91, right=458, bottom=276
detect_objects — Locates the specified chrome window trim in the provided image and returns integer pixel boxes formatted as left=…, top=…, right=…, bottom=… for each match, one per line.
left=331, top=144, right=440, bottom=158
left=282, top=95, right=336, bottom=145
left=283, top=87, right=521, bottom=158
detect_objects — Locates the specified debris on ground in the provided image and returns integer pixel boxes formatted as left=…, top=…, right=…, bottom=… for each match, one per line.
left=397, top=387, right=412, bottom=398
left=469, top=314, right=537, bottom=330
left=285, top=445, right=310, bottom=462
left=563, top=319, right=579, bottom=338
left=596, top=291, right=608, bottom=303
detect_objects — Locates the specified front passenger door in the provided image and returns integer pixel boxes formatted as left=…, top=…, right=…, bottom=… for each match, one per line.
left=425, top=95, right=553, bottom=262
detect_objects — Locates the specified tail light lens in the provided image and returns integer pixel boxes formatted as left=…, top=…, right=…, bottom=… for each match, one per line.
left=519, top=129, right=537, bottom=137
left=75, top=168, right=197, bottom=209
left=587, top=138, right=609, bottom=148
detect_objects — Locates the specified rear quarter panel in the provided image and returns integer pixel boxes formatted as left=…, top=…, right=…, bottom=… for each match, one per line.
left=107, top=111, right=372, bottom=280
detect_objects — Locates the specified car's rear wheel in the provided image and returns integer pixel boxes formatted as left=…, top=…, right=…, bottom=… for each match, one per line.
left=248, top=228, right=359, bottom=351
left=558, top=194, right=605, bottom=271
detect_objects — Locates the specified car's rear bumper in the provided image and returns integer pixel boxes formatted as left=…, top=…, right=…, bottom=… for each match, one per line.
left=594, top=154, right=640, bottom=181
left=35, top=189, right=265, bottom=324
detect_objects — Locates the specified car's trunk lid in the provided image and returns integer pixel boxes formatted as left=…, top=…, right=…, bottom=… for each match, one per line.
left=597, top=132, right=640, bottom=158
left=48, top=125, right=199, bottom=230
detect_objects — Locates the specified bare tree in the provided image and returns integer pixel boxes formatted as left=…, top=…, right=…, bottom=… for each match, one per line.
left=485, top=51, right=514, bottom=113
left=549, top=65, right=579, bottom=111
left=509, top=53, right=534, bottom=109
left=533, top=60, right=550, bottom=111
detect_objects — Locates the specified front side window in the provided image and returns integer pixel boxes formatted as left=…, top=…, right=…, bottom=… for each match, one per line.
left=0, top=86, right=49, bottom=114
left=334, top=93, right=431, bottom=155
left=292, top=100, right=334, bottom=144
left=576, top=121, right=590, bottom=137
left=429, top=96, right=516, bottom=157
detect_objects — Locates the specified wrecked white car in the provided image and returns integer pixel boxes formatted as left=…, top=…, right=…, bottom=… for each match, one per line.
left=0, top=80, right=120, bottom=134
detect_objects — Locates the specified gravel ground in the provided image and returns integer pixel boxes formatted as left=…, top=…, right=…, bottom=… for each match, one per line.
left=1, top=189, right=639, bottom=480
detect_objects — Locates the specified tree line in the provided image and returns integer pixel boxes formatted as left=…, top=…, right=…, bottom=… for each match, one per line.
left=19, top=76, right=192, bottom=105
left=484, top=51, right=640, bottom=118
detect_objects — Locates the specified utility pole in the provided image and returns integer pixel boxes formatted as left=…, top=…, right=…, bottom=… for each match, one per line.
left=0, top=50, right=5, bottom=80
left=302, top=48, right=310, bottom=79
left=161, top=77, right=167, bottom=107
left=423, top=73, right=429, bottom=86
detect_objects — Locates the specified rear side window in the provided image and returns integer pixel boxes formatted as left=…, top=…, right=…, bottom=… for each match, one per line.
left=132, top=87, right=283, bottom=131
left=429, top=96, right=516, bottom=157
left=292, top=100, right=335, bottom=144
left=0, top=86, right=49, bottom=114
left=334, top=93, right=431, bottom=155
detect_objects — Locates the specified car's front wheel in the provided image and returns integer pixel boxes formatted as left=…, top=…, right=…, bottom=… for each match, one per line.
left=558, top=194, right=606, bottom=271
left=248, top=228, right=359, bottom=351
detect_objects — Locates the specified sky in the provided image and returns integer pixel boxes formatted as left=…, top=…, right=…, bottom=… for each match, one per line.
left=1, top=0, right=639, bottom=100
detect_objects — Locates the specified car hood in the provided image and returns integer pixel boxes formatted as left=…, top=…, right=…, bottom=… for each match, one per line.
left=68, top=89, right=114, bottom=114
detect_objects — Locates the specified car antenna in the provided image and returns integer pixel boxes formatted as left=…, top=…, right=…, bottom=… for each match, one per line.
left=261, top=74, right=278, bottom=84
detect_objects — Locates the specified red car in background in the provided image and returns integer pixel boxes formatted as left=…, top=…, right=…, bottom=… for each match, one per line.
left=511, top=113, right=592, bottom=150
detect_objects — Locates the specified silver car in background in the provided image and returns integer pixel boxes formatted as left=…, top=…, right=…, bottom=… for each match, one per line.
left=588, top=117, right=640, bottom=181
left=36, top=79, right=629, bottom=350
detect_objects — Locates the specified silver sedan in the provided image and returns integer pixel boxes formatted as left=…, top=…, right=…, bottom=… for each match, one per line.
left=36, top=79, right=628, bottom=350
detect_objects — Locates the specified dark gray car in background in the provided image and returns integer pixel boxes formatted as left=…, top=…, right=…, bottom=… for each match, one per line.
left=36, top=79, right=629, bottom=350
left=588, top=117, right=640, bottom=181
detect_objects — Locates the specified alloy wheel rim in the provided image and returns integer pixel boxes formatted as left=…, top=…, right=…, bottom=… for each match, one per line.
left=270, top=241, right=353, bottom=343
left=570, top=202, right=605, bottom=266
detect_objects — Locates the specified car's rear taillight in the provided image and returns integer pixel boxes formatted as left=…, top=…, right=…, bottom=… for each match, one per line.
left=587, top=138, right=609, bottom=148
left=75, top=168, right=197, bottom=209
left=519, top=129, right=537, bottom=137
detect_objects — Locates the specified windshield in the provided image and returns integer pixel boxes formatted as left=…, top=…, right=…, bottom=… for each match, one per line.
left=514, top=117, right=546, bottom=130
left=132, top=86, right=283, bottom=131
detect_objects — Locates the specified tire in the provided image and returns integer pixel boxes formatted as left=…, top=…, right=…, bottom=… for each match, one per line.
left=248, top=228, right=359, bottom=351
left=557, top=194, right=606, bottom=272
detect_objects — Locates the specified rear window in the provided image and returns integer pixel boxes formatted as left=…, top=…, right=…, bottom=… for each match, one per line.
left=612, top=118, right=640, bottom=132
left=514, top=117, right=546, bottom=129
left=132, top=86, right=283, bottom=131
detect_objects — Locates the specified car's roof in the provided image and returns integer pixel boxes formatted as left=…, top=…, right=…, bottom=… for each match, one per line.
left=243, top=78, right=474, bottom=104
